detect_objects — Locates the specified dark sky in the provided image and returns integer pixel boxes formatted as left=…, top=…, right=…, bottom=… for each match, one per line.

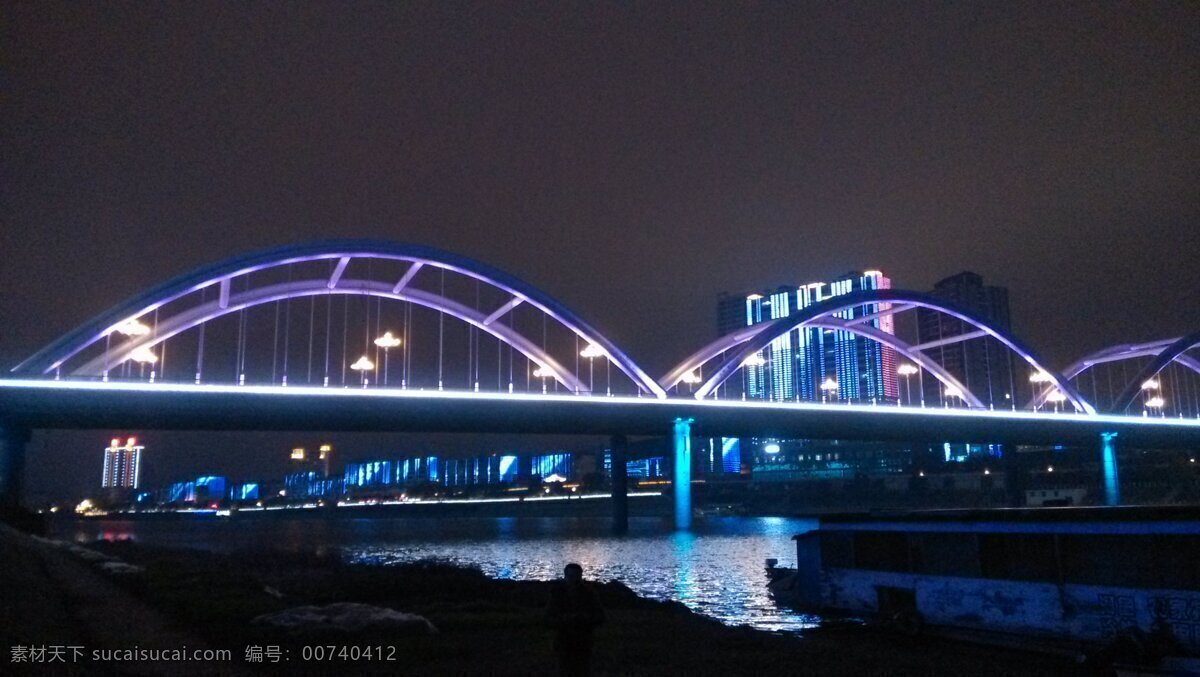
left=3, top=3, right=1198, bottom=501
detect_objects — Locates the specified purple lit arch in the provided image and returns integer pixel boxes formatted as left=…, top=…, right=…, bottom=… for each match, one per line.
left=663, top=289, right=1096, bottom=414
left=1036, top=333, right=1200, bottom=412
left=13, top=241, right=667, bottom=398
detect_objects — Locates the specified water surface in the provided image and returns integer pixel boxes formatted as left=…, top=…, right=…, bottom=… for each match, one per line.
left=58, top=515, right=819, bottom=632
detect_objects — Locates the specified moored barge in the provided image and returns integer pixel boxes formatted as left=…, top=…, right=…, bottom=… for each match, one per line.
left=775, top=507, right=1200, bottom=659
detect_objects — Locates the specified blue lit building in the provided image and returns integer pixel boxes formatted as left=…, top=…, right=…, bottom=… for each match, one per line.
left=704, top=437, right=743, bottom=474
left=230, top=482, right=260, bottom=501
left=532, top=453, right=571, bottom=479
left=342, top=453, right=552, bottom=493
left=718, top=271, right=899, bottom=403
left=166, top=480, right=195, bottom=503
left=284, top=471, right=334, bottom=498
left=343, top=460, right=395, bottom=490
left=603, top=450, right=666, bottom=479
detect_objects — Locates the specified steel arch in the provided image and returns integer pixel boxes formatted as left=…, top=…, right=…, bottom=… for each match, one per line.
left=1030, top=335, right=1200, bottom=410
left=14, top=240, right=666, bottom=398
left=1107, top=332, right=1200, bottom=413
left=665, top=289, right=1094, bottom=414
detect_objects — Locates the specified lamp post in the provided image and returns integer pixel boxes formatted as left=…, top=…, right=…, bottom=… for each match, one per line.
left=373, top=332, right=401, bottom=386
left=1046, top=389, right=1066, bottom=413
left=742, top=353, right=766, bottom=367
left=533, top=365, right=554, bottom=394
left=680, top=370, right=701, bottom=394
left=108, top=319, right=152, bottom=380
left=1140, top=378, right=1162, bottom=416
left=897, top=363, right=918, bottom=406
left=1146, top=395, right=1166, bottom=416
left=580, top=343, right=605, bottom=395
left=944, top=384, right=964, bottom=408
left=819, top=377, right=838, bottom=403
left=1029, top=370, right=1052, bottom=411
left=129, top=345, right=157, bottom=381
left=350, top=355, right=375, bottom=387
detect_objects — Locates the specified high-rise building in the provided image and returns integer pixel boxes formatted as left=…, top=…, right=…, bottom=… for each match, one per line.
left=916, top=272, right=1017, bottom=408
left=716, top=271, right=899, bottom=403
left=101, top=436, right=143, bottom=489
left=290, top=443, right=333, bottom=476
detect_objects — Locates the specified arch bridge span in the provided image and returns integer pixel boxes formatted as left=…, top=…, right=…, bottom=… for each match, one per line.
left=11, top=240, right=667, bottom=399
left=662, top=289, right=1095, bottom=415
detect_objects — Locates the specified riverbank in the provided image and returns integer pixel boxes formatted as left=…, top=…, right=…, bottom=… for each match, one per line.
left=1, top=524, right=1079, bottom=675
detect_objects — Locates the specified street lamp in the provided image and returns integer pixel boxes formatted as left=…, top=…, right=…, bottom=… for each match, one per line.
left=897, top=363, right=918, bottom=405
left=580, top=343, right=605, bottom=394
left=129, top=346, right=158, bottom=364
left=742, top=353, right=766, bottom=368
left=350, top=355, right=375, bottom=386
left=1141, top=379, right=1163, bottom=415
left=129, top=345, right=158, bottom=381
left=680, top=370, right=701, bottom=394
left=373, top=332, right=402, bottom=386
left=1045, top=389, right=1066, bottom=413
left=819, top=377, right=838, bottom=403
left=113, top=319, right=151, bottom=337
left=1146, top=395, right=1166, bottom=415
left=944, top=384, right=964, bottom=407
left=533, top=365, right=555, bottom=394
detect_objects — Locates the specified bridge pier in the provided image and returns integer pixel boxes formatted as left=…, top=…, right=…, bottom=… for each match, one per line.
left=673, top=418, right=693, bottom=530
left=610, top=435, right=628, bottom=534
left=0, top=423, right=31, bottom=509
left=1100, top=432, right=1120, bottom=506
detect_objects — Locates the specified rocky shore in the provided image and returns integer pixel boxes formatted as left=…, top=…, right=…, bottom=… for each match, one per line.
left=0, top=524, right=1074, bottom=675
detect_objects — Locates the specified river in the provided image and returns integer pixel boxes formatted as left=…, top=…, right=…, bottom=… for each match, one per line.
left=55, top=514, right=821, bottom=633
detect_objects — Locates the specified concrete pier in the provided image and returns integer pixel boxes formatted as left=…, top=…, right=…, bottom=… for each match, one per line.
left=673, top=418, right=693, bottom=530
left=1101, top=432, right=1120, bottom=506
left=610, top=434, right=628, bottom=534
left=0, top=423, right=30, bottom=509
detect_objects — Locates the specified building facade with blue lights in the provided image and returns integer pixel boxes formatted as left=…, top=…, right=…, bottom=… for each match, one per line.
left=719, top=271, right=900, bottom=403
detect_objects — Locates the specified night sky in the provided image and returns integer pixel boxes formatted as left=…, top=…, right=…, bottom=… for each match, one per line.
left=3, top=3, right=1198, bottom=502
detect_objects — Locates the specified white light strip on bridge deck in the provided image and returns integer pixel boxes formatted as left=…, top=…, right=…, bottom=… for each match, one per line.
left=0, top=378, right=1198, bottom=429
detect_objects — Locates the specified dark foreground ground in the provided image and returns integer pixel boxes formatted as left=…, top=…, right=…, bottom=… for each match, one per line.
left=1, top=524, right=1081, bottom=676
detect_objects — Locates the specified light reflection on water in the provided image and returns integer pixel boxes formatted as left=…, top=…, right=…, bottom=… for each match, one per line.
left=60, top=515, right=820, bottom=633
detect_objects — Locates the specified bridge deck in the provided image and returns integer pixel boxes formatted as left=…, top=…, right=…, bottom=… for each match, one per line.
left=2, top=380, right=1199, bottom=447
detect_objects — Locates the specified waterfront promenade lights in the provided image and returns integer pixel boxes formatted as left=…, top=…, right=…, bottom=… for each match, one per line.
left=350, top=355, right=375, bottom=387
left=533, top=365, right=555, bottom=394
left=820, top=377, right=838, bottom=403
left=580, top=343, right=605, bottom=394
left=373, top=332, right=401, bottom=387
left=897, top=364, right=918, bottom=406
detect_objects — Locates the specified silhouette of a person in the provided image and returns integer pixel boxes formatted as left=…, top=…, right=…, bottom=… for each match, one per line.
left=545, top=562, right=605, bottom=676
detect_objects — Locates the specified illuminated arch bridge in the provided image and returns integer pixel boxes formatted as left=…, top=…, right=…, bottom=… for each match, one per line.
left=4, top=240, right=1200, bottom=525
left=7, top=239, right=1198, bottom=419
left=12, top=240, right=666, bottom=398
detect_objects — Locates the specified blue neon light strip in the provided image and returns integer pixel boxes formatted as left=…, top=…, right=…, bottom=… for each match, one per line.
left=0, top=379, right=1197, bottom=429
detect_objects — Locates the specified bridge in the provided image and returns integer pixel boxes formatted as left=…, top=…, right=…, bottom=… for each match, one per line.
left=2, top=240, right=1198, bottom=529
